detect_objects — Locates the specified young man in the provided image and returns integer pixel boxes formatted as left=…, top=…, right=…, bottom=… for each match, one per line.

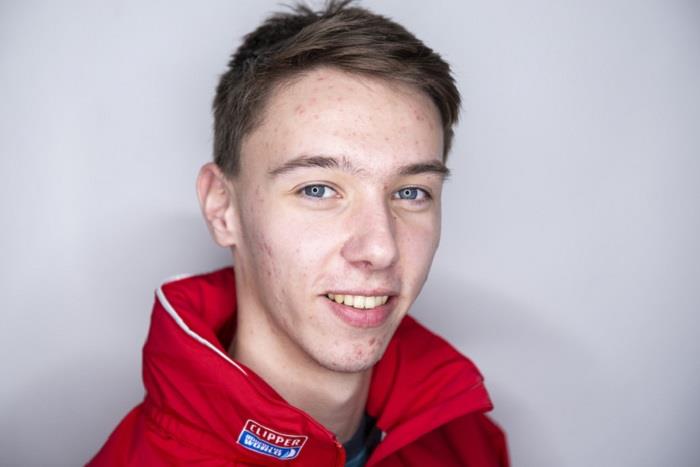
left=90, top=1, right=508, bottom=465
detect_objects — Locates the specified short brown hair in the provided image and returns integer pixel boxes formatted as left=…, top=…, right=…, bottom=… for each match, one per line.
left=213, top=0, right=460, bottom=177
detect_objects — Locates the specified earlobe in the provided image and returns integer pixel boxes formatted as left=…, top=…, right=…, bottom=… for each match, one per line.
left=196, top=162, right=238, bottom=247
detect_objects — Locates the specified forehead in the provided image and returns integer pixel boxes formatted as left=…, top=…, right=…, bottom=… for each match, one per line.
left=241, top=67, right=444, bottom=175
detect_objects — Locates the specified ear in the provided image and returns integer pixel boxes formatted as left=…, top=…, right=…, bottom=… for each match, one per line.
left=196, top=162, right=238, bottom=247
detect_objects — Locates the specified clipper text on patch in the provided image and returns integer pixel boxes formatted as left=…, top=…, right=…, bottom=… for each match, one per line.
left=237, top=419, right=308, bottom=460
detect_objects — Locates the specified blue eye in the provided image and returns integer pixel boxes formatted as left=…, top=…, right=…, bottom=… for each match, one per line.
left=302, top=184, right=336, bottom=199
left=395, top=187, right=428, bottom=201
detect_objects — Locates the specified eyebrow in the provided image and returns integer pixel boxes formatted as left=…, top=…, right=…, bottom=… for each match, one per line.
left=268, top=155, right=350, bottom=176
left=398, top=161, right=451, bottom=179
left=268, top=154, right=450, bottom=179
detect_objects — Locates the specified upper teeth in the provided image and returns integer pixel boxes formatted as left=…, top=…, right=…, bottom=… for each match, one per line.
left=327, top=294, right=389, bottom=309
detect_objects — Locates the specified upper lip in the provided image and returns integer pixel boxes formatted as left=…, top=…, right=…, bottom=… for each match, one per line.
left=324, top=289, right=397, bottom=296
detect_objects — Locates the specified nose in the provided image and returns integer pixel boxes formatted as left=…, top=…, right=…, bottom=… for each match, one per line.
left=340, top=198, right=399, bottom=271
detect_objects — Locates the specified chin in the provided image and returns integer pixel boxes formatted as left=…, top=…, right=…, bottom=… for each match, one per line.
left=306, top=340, right=387, bottom=374
left=317, top=358, right=378, bottom=374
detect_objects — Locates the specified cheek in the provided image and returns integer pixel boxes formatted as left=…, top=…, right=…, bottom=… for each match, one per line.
left=398, top=216, right=441, bottom=277
left=252, top=205, right=341, bottom=285
left=237, top=195, right=290, bottom=299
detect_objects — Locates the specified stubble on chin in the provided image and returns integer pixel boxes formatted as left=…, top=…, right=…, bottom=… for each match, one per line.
left=305, top=331, right=391, bottom=374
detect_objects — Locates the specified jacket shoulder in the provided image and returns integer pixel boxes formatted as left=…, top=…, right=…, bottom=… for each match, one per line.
left=87, top=404, right=230, bottom=466
left=373, top=413, right=509, bottom=467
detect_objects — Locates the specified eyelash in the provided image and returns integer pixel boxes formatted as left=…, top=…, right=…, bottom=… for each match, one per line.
left=392, top=187, right=431, bottom=202
left=300, top=184, right=339, bottom=199
left=298, top=184, right=431, bottom=203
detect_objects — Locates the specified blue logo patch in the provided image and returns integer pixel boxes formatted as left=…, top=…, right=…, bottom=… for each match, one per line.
left=237, top=419, right=308, bottom=460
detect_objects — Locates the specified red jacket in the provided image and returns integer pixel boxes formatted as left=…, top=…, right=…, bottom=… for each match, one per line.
left=89, top=268, right=508, bottom=466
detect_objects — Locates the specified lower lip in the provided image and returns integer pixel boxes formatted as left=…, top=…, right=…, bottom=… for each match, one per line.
left=325, top=297, right=394, bottom=328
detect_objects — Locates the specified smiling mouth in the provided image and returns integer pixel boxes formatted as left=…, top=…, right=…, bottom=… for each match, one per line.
left=326, top=293, right=389, bottom=310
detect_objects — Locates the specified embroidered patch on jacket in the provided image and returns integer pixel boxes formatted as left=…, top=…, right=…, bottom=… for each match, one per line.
left=237, top=419, right=308, bottom=460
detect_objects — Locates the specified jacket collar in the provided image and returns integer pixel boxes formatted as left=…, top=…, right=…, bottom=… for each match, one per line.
left=142, top=267, right=492, bottom=465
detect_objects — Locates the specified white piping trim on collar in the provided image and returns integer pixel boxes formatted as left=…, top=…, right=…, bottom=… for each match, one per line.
left=155, top=276, right=248, bottom=377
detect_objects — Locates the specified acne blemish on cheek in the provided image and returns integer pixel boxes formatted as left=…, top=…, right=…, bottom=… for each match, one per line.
left=368, top=337, right=377, bottom=346
left=294, top=104, right=305, bottom=115
left=261, top=241, right=273, bottom=257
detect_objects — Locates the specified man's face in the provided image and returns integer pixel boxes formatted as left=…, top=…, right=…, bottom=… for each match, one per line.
left=230, top=67, right=445, bottom=373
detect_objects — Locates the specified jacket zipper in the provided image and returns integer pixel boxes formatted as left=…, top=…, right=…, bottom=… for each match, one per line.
left=334, top=437, right=346, bottom=467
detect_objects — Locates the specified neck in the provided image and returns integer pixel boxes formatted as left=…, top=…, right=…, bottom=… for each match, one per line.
left=230, top=290, right=371, bottom=443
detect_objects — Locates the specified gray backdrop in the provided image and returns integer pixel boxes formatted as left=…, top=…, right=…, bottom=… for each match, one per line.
left=1, top=1, right=698, bottom=466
